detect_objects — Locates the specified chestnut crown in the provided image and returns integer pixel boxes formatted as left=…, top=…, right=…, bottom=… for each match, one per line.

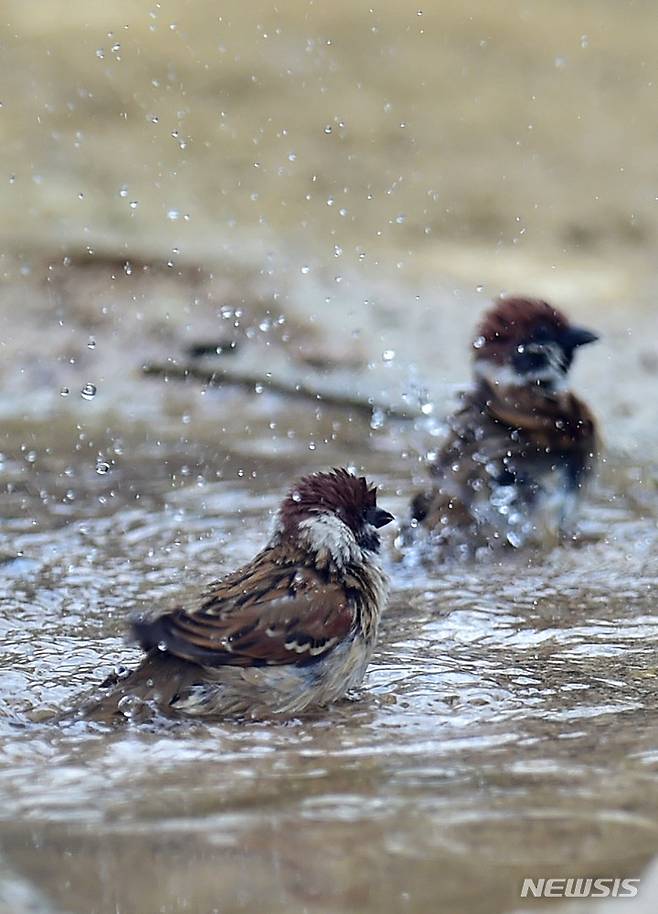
left=279, top=468, right=393, bottom=552
left=473, top=296, right=598, bottom=387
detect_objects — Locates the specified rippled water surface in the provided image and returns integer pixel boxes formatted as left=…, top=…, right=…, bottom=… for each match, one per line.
left=1, top=362, right=657, bottom=914
left=2, top=1, right=658, bottom=911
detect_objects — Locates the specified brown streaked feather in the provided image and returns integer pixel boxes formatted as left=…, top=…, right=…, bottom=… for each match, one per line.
left=414, top=379, right=597, bottom=532
left=133, top=556, right=356, bottom=668
left=477, top=381, right=597, bottom=476
left=439, top=380, right=596, bottom=468
left=79, top=652, right=206, bottom=722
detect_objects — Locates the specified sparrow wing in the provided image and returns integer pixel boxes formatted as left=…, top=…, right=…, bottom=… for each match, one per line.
left=486, top=389, right=597, bottom=485
left=414, top=385, right=597, bottom=532
left=411, top=390, right=488, bottom=525
left=132, top=564, right=356, bottom=668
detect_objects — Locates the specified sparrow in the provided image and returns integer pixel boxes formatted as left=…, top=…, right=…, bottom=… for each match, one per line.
left=80, top=469, right=393, bottom=722
left=409, top=296, right=599, bottom=556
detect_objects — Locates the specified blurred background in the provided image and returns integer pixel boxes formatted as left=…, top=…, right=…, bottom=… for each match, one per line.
left=4, top=0, right=658, bottom=284
left=2, top=3, right=658, bottom=914
left=2, top=0, right=657, bottom=425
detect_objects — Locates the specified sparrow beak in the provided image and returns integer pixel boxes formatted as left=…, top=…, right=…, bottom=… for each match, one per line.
left=365, top=507, right=395, bottom=528
left=562, top=325, right=599, bottom=349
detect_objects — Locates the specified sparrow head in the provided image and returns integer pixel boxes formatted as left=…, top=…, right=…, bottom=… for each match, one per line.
left=473, top=296, right=599, bottom=390
left=275, top=468, right=394, bottom=569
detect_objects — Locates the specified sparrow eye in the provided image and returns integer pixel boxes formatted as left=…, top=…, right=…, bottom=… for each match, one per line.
left=512, top=344, right=550, bottom=375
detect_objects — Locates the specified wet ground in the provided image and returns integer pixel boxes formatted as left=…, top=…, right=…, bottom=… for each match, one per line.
left=2, top=1, right=658, bottom=912
left=1, top=265, right=657, bottom=914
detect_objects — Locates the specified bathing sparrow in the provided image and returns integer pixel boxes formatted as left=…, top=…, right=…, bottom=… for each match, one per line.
left=83, top=469, right=393, bottom=721
left=410, top=296, right=598, bottom=556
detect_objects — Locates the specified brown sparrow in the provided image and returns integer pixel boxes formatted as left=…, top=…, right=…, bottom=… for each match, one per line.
left=409, top=296, right=599, bottom=556
left=82, top=469, right=393, bottom=721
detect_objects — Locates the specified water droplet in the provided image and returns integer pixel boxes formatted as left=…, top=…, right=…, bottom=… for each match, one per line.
left=370, top=408, right=385, bottom=430
left=59, top=386, right=70, bottom=397
left=580, top=34, right=589, bottom=49
left=129, top=200, right=139, bottom=210
left=300, top=265, right=310, bottom=275
left=323, top=125, right=332, bottom=135
left=81, top=383, right=97, bottom=400
left=288, top=152, right=297, bottom=161
left=421, top=402, right=434, bottom=415
left=473, top=335, right=486, bottom=349
left=96, top=460, right=110, bottom=475
left=382, top=349, right=396, bottom=362
left=118, top=185, right=128, bottom=198
left=291, top=491, right=302, bottom=502
left=117, top=695, right=138, bottom=716
left=96, top=48, right=105, bottom=60
left=166, top=209, right=180, bottom=221
left=87, top=337, right=96, bottom=350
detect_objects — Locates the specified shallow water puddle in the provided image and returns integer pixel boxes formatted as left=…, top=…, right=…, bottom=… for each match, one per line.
left=0, top=398, right=657, bottom=914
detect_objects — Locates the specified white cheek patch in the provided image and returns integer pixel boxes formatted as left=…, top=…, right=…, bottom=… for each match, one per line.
left=267, top=511, right=285, bottom=541
left=529, top=342, right=568, bottom=388
left=474, top=355, right=566, bottom=391
left=297, top=513, right=359, bottom=569
left=474, top=361, right=523, bottom=388
left=359, top=522, right=381, bottom=551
